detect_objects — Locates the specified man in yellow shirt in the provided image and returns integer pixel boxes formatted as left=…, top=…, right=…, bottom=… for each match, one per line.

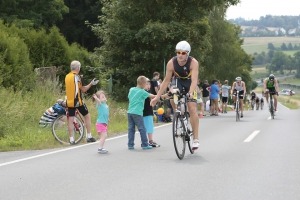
left=65, top=60, right=99, bottom=144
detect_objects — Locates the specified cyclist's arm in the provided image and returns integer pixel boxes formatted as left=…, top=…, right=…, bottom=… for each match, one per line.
left=263, top=79, right=267, bottom=93
left=155, top=59, right=173, bottom=98
left=230, top=82, right=236, bottom=95
left=242, top=81, right=246, bottom=95
left=188, top=59, right=199, bottom=95
left=274, top=79, right=279, bottom=92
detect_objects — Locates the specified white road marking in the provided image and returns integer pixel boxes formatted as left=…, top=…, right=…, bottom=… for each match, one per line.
left=0, top=123, right=171, bottom=167
left=244, top=130, right=260, bottom=142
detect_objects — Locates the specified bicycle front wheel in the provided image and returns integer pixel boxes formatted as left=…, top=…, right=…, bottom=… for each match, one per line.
left=172, top=112, right=186, bottom=160
left=52, top=115, right=85, bottom=145
left=184, top=112, right=194, bottom=154
left=236, top=101, right=240, bottom=121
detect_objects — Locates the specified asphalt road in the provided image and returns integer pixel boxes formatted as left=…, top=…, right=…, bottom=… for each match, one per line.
left=1, top=103, right=300, bottom=200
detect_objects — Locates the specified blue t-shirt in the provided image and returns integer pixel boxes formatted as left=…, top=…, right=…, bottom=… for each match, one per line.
left=128, top=87, right=150, bottom=116
left=210, top=83, right=219, bottom=99
left=96, top=103, right=109, bottom=124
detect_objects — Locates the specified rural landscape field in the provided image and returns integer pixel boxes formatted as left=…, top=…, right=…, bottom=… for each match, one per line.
left=242, top=36, right=300, bottom=54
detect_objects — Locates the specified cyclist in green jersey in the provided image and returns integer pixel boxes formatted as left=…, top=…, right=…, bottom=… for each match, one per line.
left=263, top=74, right=279, bottom=111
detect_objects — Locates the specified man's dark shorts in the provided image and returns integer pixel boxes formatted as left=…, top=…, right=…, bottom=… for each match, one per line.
left=68, top=104, right=89, bottom=117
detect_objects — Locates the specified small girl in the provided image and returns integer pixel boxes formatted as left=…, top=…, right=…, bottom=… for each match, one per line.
left=93, top=90, right=109, bottom=153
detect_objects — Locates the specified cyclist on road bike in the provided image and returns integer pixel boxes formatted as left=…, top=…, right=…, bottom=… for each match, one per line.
left=255, top=96, right=260, bottom=110
left=249, top=90, right=257, bottom=109
left=260, top=97, right=264, bottom=109
left=230, top=77, right=246, bottom=118
left=263, top=74, right=279, bottom=111
left=150, top=41, right=200, bottom=150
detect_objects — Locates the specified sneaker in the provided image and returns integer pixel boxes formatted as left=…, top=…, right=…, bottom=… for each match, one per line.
left=98, top=148, right=108, bottom=154
left=70, top=141, right=75, bottom=145
left=128, top=146, right=134, bottom=150
left=241, top=113, right=243, bottom=118
left=149, top=141, right=160, bottom=147
left=87, top=137, right=96, bottom=142
left=192, top=139, right=200, bottom=150
left=142, top=145, right=153, bottom=150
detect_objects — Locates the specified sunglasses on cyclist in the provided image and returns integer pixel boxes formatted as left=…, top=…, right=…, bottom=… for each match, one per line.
left=176, top=51, right=188, bottom=55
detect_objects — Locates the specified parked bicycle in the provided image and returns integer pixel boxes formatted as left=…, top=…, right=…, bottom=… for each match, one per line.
left=172, top=87, right=194, bottom=160
left=52, top=108, right=86, bottom=144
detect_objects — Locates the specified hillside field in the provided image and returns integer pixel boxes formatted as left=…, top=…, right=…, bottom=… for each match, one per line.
left=242, top=37, right=300, bottom=54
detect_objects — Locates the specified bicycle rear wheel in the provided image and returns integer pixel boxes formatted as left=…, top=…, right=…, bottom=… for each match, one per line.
left=185, top=112, right=194, bottom=154
left=52, top=115, right=85, bottom=144
left=172, top=112, right=186, bottom=160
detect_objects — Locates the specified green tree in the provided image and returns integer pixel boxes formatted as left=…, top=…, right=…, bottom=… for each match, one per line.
left=57, top=0, right=103, bottom=51
left=0, top=0, right=68, bottom=29
left=0, top=22, right=36, bottom=91
left=91, top=0, right=240, bottom=100
left=281, top=43, right=288, bottom=50
left=268, top=43, right=275, bottom=50
left=204, top=5, right=252, bottom=85
left=294, top=51, right=300, bottom=78
left=288, top=43, right=294, bottom=50
left=269, top=51, right=289, bottom=73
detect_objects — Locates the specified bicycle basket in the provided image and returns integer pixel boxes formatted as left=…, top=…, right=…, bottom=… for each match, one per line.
left=52, top=104, right=66, bottom=115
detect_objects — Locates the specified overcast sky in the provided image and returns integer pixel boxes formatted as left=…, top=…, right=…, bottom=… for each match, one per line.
left=226, top=0, right=300, bottom=20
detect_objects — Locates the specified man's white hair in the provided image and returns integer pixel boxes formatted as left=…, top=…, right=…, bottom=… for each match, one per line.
left=70, top=60, right=81, bottom=71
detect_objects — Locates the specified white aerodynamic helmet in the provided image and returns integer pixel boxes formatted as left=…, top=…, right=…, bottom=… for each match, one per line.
left=175, top=41, right=191, bottom=55
left=235, top=77, right=242, bottom=81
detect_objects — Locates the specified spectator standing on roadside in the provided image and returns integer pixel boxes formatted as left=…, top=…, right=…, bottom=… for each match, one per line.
left=221, top=80, right=231, bottom=113
left=202, top=80, right=210, bottom=111
left=196, top=79, right=204, bottom=117
left=127, top=76, right=154, bottom=150
left=150, top=72, right=160, bottom=95
left=210, top=79, right=220, bottom=116
left=65, top=60, right=98, bottom=144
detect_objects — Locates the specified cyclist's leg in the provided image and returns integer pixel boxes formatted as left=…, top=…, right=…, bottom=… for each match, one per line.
left=265, top=92, right=269, bottom=104
left=239, top=92, right=244, bottom=114
left=273, top=93, right=278, bottom=111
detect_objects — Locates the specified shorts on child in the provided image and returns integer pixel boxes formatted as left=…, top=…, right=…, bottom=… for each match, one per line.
left=96, top=123, right=108, bottom=133
left=143, top=115, right=154, bottom=134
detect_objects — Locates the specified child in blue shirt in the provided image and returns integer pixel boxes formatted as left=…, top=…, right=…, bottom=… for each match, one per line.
left=93, top=90, right=109, bottom=153
left=127, top=76, right=155, bottom=150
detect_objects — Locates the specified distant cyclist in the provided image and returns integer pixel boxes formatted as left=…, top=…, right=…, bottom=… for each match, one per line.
left=260, top=97, right=264, bottom=109
left=263, top=74, right=279, bottom=111
left=231, top=77, right=246, bottom=118
left=255, top=96, right=260, bottom=110
left=249, top=90, right=257, bottom=109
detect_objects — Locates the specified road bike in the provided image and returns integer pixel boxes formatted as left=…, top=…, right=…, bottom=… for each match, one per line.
left=267, top=91, right=276, bottom=119
left=234, top=91, right=243, bottom=121
left=261, top=100, right=264, bottom=110
left=251, top=100, right=255, bottom=110
left=52, top=108, right=86, bottom=144
left=256, top=101, right=259, bottom=110
left=172, top=87, right=194, bottom=160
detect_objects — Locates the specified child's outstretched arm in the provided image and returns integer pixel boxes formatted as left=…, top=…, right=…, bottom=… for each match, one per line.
left=93, top=94, right=101, bottom=105
left=148, top=94, right=156, bottom=99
